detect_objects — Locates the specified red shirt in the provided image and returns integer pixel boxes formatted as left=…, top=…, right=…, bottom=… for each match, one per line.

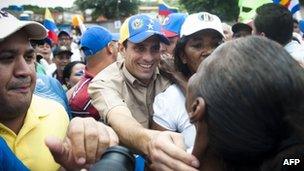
left=69, top=69, right=100, bottom=121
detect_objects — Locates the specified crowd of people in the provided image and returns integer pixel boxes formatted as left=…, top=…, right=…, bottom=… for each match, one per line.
left=1, top=2, right=304, bottom=171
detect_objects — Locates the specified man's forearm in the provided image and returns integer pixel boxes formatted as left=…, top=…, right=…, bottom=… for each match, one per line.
left=107, top=106, right=159, bottom=155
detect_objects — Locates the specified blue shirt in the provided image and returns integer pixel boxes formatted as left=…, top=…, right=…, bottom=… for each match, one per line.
left=0, top=137, right=29, bottom=171
left=34, top=74, right=71, bottom=118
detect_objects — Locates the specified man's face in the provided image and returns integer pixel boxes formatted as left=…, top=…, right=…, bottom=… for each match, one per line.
left=123, top=36, right=161, bottom=84
left=58, top=34, right=72, bottom=47
left=0, top=30, right=36, bottom=120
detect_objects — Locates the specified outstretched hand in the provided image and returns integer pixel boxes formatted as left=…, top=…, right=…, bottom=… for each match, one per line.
left=148, top=131, right=199, bottom=171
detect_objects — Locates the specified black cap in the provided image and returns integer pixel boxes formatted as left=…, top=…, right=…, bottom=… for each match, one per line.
left=232, top=23, right=252, bottom=33
left=53, top=46, right=73, bottom=56
left=58, top=30, right=71, bottom=38
left=30, top=38, right=52, bottom=47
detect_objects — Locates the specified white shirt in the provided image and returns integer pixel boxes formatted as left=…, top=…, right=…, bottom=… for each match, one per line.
left=284, top=40, right=304, bottom=64
left=70, top=41, right=82, bottom=62
left=153, top=84, right=196, bottom=149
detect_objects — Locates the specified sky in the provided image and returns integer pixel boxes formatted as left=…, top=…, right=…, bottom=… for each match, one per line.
left=0, top=0, right=76, bottom=8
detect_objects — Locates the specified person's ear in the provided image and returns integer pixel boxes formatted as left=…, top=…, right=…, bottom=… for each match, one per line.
left=106, top=42, right=114, bottom=54
left=65, top=78, right=70, bottom=88
left=189, top=97, right=206, bottom=123
left=260, top=32, right=266, bottom=37
left=118, top=43, right=126, bottom=56
left=180, top=51, right=187, bottom=64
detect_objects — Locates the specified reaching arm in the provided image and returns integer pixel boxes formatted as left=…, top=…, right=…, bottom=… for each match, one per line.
left=106, top=106, right=200, bottom=171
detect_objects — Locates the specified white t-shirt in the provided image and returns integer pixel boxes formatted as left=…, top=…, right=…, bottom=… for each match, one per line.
left=284, top=40, right=304, bottom=65
left=153, top=84, right=196, bottom=149
left=70, top=41, right=82, bottom=62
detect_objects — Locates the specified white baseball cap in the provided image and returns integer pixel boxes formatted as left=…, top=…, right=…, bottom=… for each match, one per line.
left=180, top=12, right=224, bottom=38
left=0, top=10, right=47, bottom=41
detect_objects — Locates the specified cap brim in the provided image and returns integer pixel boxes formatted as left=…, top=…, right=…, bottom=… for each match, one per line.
left=55, top=50, right=73, bottom=56
left=0, top=21, right=47, bottom=41
left=128, top=31, right=170, bottom=45
left=162, top=29, right=178, bottom=38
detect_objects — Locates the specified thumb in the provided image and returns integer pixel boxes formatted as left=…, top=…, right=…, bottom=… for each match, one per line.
left=45, top=136, right=66, bottom=163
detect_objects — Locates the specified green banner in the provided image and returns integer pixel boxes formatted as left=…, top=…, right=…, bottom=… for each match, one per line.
left=238, top=0, right=272, bottom=22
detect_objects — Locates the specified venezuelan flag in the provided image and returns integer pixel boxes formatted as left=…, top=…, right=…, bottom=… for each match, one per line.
left=43, top=8, right=58, bottom=43
left=158, top=0, right=178, bottom=16
left=273, top=0, right=300, bottom=14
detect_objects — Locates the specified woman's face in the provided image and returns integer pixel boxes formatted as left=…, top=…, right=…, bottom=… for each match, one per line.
left=183, top=30, right=222, bottom=74
left=68, top=63, right=85, bottom=87
left=36, top=43, right=51, bottom=57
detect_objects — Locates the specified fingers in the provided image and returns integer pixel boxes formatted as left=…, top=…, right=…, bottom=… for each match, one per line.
left=149, top=131, right=200, bottom=170
left=104, top=125, right=119, bottom=146
left=83, top=118, right=99, bottom=164
left=45, top=136, right=66, bottom=163
left=68, top=117, right=118, bottom=167
left=171, top=133, right=186, bottom=150
left=149, top=147, right=198, bottom=171
left=95, top=122, right=111, bottom=161
left=149, top=162, right=174, bottom=171
left=68, top=117, right=86, bottom=165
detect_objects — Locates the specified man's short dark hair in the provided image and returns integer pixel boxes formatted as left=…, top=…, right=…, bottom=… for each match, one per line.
left=254, top=3, right=293, bottom=45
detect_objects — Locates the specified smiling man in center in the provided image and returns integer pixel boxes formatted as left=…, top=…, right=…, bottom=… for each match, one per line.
left=89, top=14, right=200, bottom=171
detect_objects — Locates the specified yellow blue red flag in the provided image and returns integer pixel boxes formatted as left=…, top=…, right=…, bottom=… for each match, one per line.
left=273, top=0, right=300, bottom=14
left=158, top=0, right=178, bottom=16
left=43, top=8, right=58, bottom=43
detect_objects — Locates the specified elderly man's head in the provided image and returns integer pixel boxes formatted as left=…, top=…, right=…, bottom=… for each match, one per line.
left=186, top=36, right=304, bottom=170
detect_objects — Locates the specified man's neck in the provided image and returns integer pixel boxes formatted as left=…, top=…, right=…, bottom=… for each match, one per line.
left=1, top=112, right=26, bottom=134
left=87, top=57, right=113, bottom=76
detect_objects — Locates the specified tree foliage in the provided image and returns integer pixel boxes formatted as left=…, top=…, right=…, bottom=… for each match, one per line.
left=75, top=0, right=140, bottom=20
left=179, top=0, right=240, bottom=21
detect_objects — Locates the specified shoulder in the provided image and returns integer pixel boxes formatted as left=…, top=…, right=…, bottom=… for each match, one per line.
left=31, top=95, right=68, bottom=120
left=156, top=84, right=185, bottom=102
left=36, top=74, right=62, bottom=89
left=154, top=84, right=185, bottom=113
left=91, top=61, right=123, bottom=83
left=285, top=41, right=304, bottom=59
left=89, top=61, right=125, bottom=92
